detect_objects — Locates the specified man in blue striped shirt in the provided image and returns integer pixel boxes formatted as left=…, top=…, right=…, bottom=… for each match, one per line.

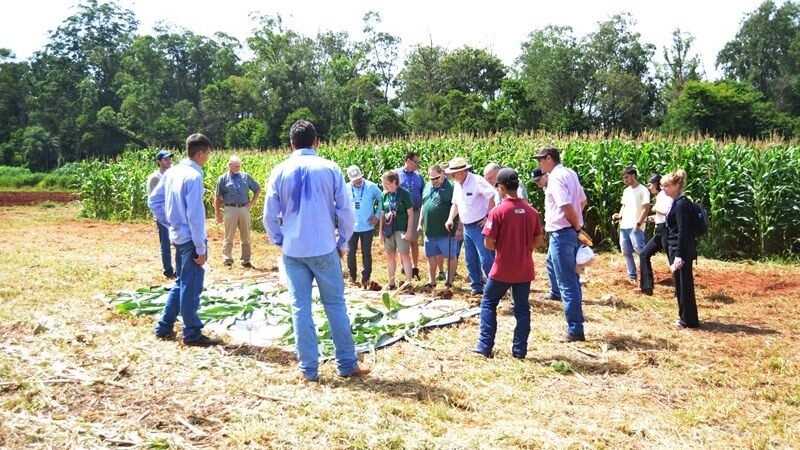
left=148, top=134, right=221, bottom=347
left=264, top=120, right=370, bottom=382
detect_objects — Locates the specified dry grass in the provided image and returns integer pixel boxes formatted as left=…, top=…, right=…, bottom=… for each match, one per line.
left=1, top=203, right=799, bottom=449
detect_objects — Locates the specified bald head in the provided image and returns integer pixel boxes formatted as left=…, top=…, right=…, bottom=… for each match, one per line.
left=484, top=163, right=501, bottom=185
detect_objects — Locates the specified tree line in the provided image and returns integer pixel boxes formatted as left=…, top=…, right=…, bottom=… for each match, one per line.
left=2, top=0, right=799, bottom=171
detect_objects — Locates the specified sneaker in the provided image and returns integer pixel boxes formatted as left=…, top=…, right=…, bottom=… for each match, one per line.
left=558, top=333, right=586, bottom=343
left=340, top=362, right=371, bottom=378
left=634, top=287, right=653, bottom=295
left=467, top=347, right=493, bottom=358
left=470, top=290, right=484, bottom=296
left=512, top=354, right=526, bottom=360
left=539, top=293, right=561, bottom=301
left=223, top=260, right=233, bottom=267
left=164, top=273, right=177, bottom=280
left=674, top=320, right=688, bottom=328
left=412, top=267, right=420, bottom=280
left=242, top=262, right=254, bottom=269
left=183, top=335, right=223, bottom=347
left=387, top=284, right=397, bottom=291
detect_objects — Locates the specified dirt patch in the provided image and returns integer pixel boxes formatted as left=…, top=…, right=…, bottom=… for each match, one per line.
left=695, top=270, right=800, bottom=297
left=0, top=191, right=79, bottom=206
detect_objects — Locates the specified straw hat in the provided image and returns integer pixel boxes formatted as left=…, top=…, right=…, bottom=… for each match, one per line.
left=444, top=157, right=472, bottom=174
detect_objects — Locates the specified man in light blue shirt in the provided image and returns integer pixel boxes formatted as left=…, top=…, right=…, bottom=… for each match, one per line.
left=345, top=165, right=382, bottom=286
left=396, top=152, right=425, bottom=280
left=264, top=120, right=370, bottom=382
left=148, top=133, right=221, bottom=347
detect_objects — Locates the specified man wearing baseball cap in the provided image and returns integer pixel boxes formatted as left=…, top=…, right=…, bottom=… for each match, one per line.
left=146, top=149, right=175, bottom=279
left=535, top=146, right=589, bottom=342
left=470, top=168, right=544, bottom=359
left=345, top=165, right=382, bottom=286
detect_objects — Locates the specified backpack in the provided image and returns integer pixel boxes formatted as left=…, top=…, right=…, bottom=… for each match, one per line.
left=690, top=200, right=709, bottom=238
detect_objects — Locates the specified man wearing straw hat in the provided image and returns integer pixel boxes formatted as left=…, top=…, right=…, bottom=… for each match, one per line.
left=445, top=156, right=496, bottom=295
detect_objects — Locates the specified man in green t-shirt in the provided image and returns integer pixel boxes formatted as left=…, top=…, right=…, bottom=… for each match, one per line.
left=418, top=164, right=459, bottom=288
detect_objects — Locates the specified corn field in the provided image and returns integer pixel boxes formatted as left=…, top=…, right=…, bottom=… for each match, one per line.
left=76, top=134, right=800, bottom=259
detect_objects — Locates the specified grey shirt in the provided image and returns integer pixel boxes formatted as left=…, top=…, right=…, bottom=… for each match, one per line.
left=216, top=171, right=260, bottom=205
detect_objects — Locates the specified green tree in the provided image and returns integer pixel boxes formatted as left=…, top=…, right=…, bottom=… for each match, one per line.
left=439, top=47, right=506, bottom=100
left=362, top=11, right=401, bottom=101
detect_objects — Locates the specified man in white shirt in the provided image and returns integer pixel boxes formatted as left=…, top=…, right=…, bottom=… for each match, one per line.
left=145, top=149, right=175, bottom=279
left=445, top=157, right=496, bottom=295
left=611, top=166, right=651, bottom=282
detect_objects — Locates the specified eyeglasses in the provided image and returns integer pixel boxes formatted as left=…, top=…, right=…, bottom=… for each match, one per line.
left=412, top=159, right=421, bottom=164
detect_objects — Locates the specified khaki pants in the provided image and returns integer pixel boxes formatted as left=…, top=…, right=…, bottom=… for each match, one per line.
left=223, top=206, right=252, bottom=264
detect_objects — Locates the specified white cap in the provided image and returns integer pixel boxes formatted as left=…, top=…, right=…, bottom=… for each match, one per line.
left=346, top=165, right=363, bottom=181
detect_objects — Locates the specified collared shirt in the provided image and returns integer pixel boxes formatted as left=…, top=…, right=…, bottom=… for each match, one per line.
left=422, top=179, right=455, bottom=237
left=452, top=172, right=496, bottom=224
left=148, top=159, right=208, bottom=255
left=543, top=164, right=587, bottom=232
left=146, top=169, right=165, bottom=197
left=396, top=168, right=424, bottom=209
left=347, top=179, right=383, bottom=232
left=263, top=148, right=354, bottom=257
left=216, top=170, right=260, bottom=205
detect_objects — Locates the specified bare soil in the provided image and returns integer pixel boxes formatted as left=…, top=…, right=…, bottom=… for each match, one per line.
left=0, top=191, right=79, bottom=206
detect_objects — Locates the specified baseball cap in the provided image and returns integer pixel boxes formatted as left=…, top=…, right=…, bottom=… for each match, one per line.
left=156, top=149, right=173, bottom=161
left=531, top=167, right=545, bottom=182
left=495, top=168, right=519, bottom=187
left=534, top=146, right=559, bottom=160
left=346, top=165, right=363, bottom=181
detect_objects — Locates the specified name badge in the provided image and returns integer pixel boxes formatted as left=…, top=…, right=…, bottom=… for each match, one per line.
left=466, top=192, right=474, bottom=196
left=354, top=202, right=361, bottom=209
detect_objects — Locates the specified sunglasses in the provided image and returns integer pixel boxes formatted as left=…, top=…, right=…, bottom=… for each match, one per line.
left=430, top=175, right=441, bottom=180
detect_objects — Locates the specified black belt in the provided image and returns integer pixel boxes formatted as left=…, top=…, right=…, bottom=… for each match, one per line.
left=225, top=203, right=247, bottom=207
left=464, top=217, right=486, bottom=226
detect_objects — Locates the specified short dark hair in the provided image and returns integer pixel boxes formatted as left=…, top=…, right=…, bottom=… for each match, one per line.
left=622, top=166, right=638, bottom=176
left=186, top=133, right=212, bottom=157
left=405, top=151, right=419, bottom=161
left=290, top=120, right=317, bottom=149
left=647, top=173, right=662, bottom=191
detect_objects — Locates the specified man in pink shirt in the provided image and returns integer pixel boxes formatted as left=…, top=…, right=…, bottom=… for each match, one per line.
left=536, top=146, right=588, bottom=342
left=469, top=168, right=544, bottom=359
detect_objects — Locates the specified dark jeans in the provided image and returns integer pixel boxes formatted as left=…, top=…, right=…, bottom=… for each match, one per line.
left=476, top=278, right=531, bottom=358
left=674, top=258, right=699, bottom=327
left=155, top=241, right=205, bottom=341
left=157, top=221, right=176, bottom=277
left=640, top=223, right=669, bottom=292
left=347, top=231, right=374, bottom=282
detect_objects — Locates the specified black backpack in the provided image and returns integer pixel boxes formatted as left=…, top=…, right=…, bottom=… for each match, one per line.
left=690, top=199, right=709, bottom=238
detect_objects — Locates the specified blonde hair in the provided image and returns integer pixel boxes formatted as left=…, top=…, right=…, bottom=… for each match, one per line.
left=662, top=169, right=687, bottom=190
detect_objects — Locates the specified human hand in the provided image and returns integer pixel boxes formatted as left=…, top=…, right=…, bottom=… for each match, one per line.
left=194, top=253, right=207, bottom=266
left=612, top=213, right=621, bottom=221
left=368, top=216, right=379, bottom=226
left=338, top=248, right=346, bottom=258
left=247, top=201, right=254, bottom=209
left=670, top=257, right=684, bottom=272
left=445, top=220, right=453, bottom=231
left=646, top=215, right=655, bottom=223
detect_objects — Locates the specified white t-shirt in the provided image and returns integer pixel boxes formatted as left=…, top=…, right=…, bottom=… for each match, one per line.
left=653, top=190, right=673, bottom=225
left=620, top=184, right=650, bottom=229
left=453, top=172, right=496, bottom=224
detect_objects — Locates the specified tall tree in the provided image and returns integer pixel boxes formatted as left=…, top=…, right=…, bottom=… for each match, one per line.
left=362, top=11, right=401, bottom=101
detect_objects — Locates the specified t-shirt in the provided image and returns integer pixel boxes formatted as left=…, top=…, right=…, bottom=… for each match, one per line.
left=422, top=179, right=455, bottom=237
left=482, top=197, right=544, bottom=283
left=653, top=190, right=673, bottom=225
left=381, top=187, right=414, bottom=232
left=620, top=184, right=651, bottom=229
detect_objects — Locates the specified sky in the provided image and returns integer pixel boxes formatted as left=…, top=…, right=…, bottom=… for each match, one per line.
left=0, top=0, right=765, bottom=79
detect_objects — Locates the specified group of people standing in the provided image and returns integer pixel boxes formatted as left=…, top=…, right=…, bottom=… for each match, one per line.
left=145, top=119, right=700, bottom=381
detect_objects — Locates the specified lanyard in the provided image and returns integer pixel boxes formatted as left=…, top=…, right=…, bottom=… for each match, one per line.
left=351, top=183, right=365, bottom=203
left=388, top=192, right=397, bottom=211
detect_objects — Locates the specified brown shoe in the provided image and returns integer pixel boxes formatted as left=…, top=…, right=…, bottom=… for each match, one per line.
left=340, top=362, right=371, bottom=378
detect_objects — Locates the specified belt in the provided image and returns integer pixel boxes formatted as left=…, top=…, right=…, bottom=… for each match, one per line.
left=225, top=203, right=247, bottom=207
left=464, top=217, right=486, bottom=226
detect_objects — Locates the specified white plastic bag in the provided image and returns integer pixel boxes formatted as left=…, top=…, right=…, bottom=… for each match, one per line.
left=576, top=245, right=595, bottom=266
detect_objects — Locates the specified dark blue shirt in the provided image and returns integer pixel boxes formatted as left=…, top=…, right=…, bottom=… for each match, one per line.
left=396, top=168, right=424, bottom=209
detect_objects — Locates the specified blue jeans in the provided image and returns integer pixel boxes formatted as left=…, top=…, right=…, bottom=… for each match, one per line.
left=476, top=278, right=531, bottom=358
left=620, top=228, right=645, bottom=280
left=155, top=241, right=205, bottom=341
left=283, top=250, right=359, bottom=380
left=545, top=250, right=561, bottom=298
left=549, top=228, right=584, bottom=335
left=463, top=223, right=495, bottom=293
left=157, top=221, right=175, bottom=277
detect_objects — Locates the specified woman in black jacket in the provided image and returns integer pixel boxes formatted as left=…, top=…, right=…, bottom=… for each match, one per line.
left=661, top=170, right=699, bottom=328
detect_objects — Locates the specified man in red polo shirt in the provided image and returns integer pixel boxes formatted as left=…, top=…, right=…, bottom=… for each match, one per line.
left=469, top=168, right=544, bottom=359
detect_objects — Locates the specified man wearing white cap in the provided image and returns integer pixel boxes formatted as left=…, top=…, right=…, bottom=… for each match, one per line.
left=345, top=165, right=382, bottom=286
left=146, top=149, right=176, bottom=279
left=445, top=157, right=496, bottom=295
